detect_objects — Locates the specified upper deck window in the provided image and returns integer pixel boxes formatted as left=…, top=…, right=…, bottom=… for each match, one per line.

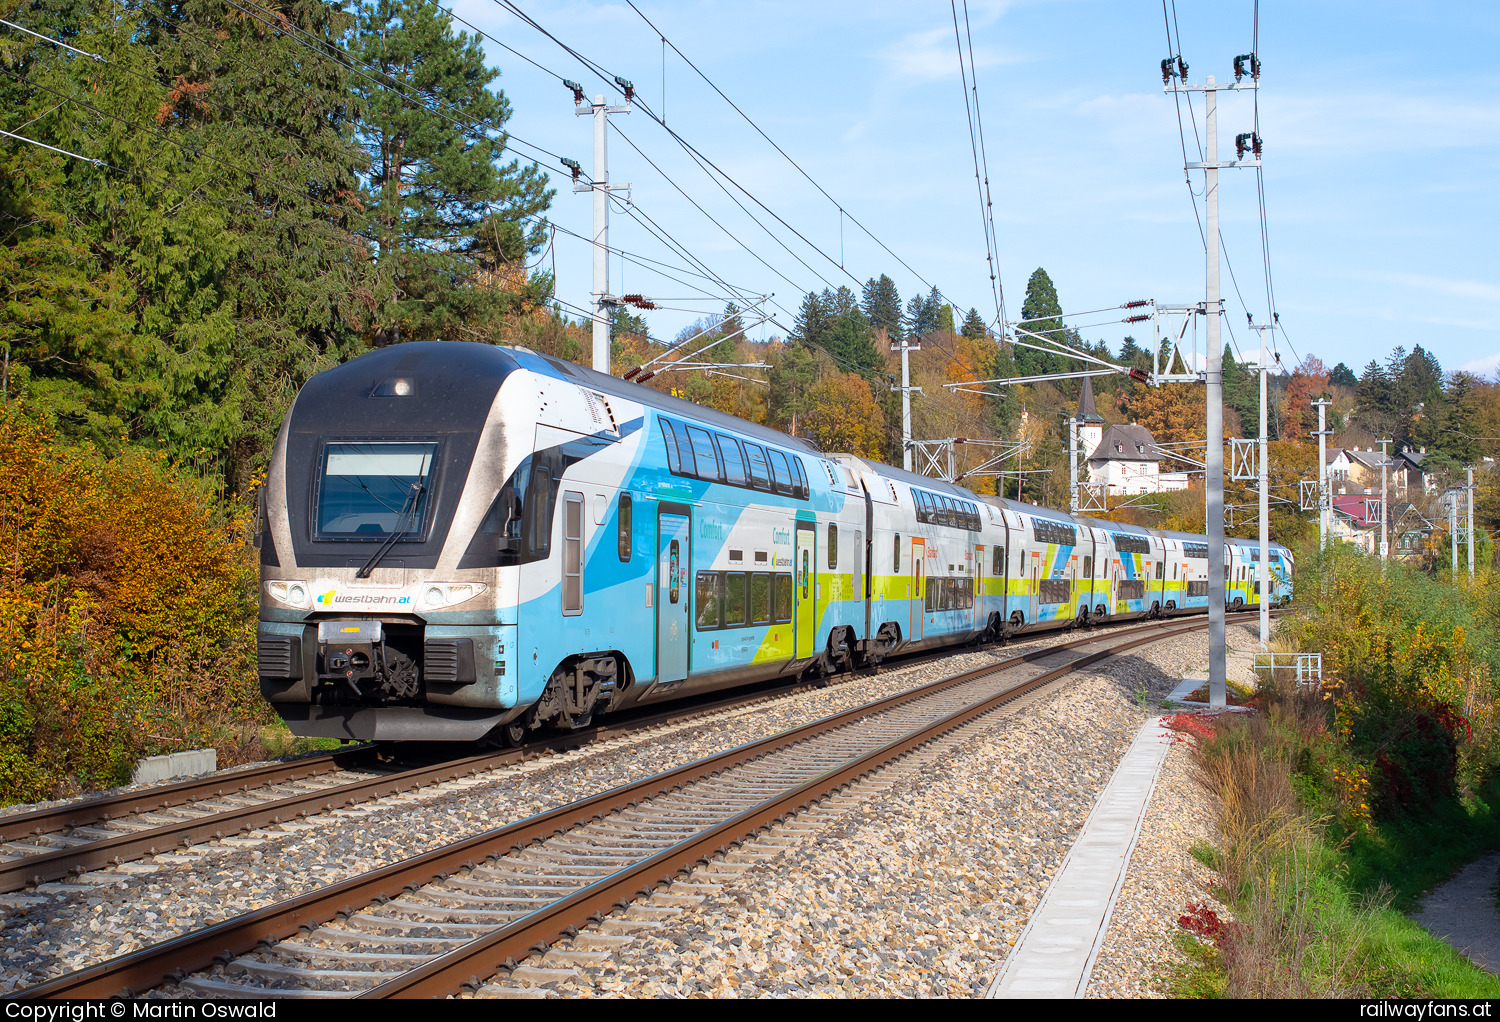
left=316, top=443, right=438, bottom=540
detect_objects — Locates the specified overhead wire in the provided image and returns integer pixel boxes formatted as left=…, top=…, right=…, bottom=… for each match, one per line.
left=951, top=0, right=1005, bottom=328
left=620, top=0, right=937, bottom=294
left=490, top=0, right=868, bottom=294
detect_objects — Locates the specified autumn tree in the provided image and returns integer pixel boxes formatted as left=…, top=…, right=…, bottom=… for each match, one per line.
left=1280, top=356, right=1330, bottom=443
left=802, top=371, right=885, bottom=458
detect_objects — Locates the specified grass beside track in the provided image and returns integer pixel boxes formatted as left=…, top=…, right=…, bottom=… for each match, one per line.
left=1167, top=708, right=1500, bottom=998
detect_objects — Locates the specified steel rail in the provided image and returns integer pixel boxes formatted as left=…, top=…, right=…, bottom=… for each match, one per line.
left=12, top=612, right=1255, bottom=1000
left=0, top=747, right=373, bottom=845
left=0, top=611, right=1209, bottom=894
left=365, top=616, right=1223, bottom=998
left=0, top=669, right=865, bottom=893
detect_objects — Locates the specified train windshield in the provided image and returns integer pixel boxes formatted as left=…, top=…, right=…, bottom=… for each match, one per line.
left=316, top=442, right=438, bottom=539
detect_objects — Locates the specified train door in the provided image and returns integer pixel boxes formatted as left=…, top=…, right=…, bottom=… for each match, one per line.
left=794, top=522, right=817, bottom=659
left=656, top=511, right=691, bottom=685
left=910, top=538, right=925, bottom=641
left=1029, top=551, right=1040, bottom=622
left=973, top=544, right=985, bottom=631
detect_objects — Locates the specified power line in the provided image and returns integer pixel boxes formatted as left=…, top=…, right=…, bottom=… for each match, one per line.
left=607, top=122, right=815, bottom=297
left=620, top=0, right=937, bottom=294
left=491, top=0, right=868, bottom=294
left=220, top=0, right=572, bottom=174
left=951, top=0, right=1005, bottom=328
left=0, top=63, right=370, bottom=232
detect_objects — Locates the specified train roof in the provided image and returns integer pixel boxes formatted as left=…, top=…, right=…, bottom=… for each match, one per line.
left=1074, top=515, right=1154, bottom=536
left=830, top=454, right=985, bottom=503
left=981, top=496, right=1078, bottom=525
left=509, top=345, right=822, bottom=457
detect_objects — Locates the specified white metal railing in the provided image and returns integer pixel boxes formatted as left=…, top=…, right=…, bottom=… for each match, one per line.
left=1252, top=652, right=1322, bottom=688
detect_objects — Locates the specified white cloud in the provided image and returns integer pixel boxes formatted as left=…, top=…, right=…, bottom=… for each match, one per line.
left=1460, top=352, right=1500, bottom=376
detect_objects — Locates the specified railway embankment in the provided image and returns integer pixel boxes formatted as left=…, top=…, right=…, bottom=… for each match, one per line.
left=1159, top=546, right=1500, bottom=998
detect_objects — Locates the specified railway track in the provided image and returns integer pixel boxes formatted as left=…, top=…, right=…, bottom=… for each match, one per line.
left=14, top=612, right=1258, bottom=999
left=0, top=613, right=1220, bottom=896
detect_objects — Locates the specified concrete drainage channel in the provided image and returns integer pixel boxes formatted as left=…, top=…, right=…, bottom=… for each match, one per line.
left=13, top=615, right=1229, bottom=999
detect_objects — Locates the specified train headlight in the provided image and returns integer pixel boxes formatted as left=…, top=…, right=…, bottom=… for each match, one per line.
left=419, top=583, right=486, bottom=610
left=267, top=581, right=310, bottom=607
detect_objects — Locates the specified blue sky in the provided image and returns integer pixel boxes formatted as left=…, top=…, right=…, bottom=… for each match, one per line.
left=450, top=0, right=1500, bottom=381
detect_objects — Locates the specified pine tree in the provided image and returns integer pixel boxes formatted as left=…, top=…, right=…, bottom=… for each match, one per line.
left=791, top=291, right=829, bottom=350
left=352, top=0, right=552, bottom=344
left=960, top=307, right=987, bottom=340
left=1018, top=268, right=1064, bottom=377
left=1329, top=362, right=1358, bottom=388
left=768, top=341, right=819, bottom=436
left=861, top=275, right=903, bottom=340
left=828, top=305, right=880, bottom=377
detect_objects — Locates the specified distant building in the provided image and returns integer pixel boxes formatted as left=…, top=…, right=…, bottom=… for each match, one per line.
left=1075, top=378, right=1193, bottom=496
left=1327, top=445, right=1433, bottom=500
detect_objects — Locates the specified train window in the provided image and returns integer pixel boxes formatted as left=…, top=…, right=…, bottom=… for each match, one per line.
left=717, top=434, right=747, bottom=485
left=1083, top=555, right=1092, bottom=578
left=751, top=572, right=771, bottom=623
left=754, top=550, right=768, bottom=564
left=1039, top=579, right=1071, bottom=604
left=854, top=530, right=863, bottom=597
left=673, top=425, right=697, bottom=477
left=769, top=450, right=792, bottom=494
left=660, top=421, right=681, bottom=475
left=563, top=492, right=584, bottom=615
left=823, top=461, right=838, bottom=486
left=669, top=540, right=681, bottom=603
left=316, top=442, right=438, bottom=540
left=524, top=464, right=554, bottom=557
left=773, top=573, right=793, bottom=622
left=828, top=525, right=838, bottom=569
left=791, top=457, right=809, bottom=499
left=744, top=443, right=771, bottom=490
left=724, top=573, right=747, bottom=626
left=993, top=546, right=1003, bottom=575
left=686, top=426, right=722, bottom=482
left=728, top=549, right=743, bottom=564
left=1156, top=560, right=1164, bottom=580
left=1173, top=563, right=1178, bottom=580
left=696, top=572, right=722, bottom=629
left=617, top=494, right=632, bottom=562
left=894, top=534, right=901, bottom=572
left=925, top=578, right=937, bottom=612
left=941, top=496, right=958, bottom=527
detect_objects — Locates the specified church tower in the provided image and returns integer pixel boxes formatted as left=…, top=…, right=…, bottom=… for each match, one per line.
left=1075, top=377, right=1106, bottom=457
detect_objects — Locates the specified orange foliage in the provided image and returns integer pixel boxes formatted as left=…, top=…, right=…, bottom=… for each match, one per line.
left=1280, top=356, right=1329, bottom=443
left=803, top=371, right=885, bottom=459
left=0, top=417, right=262, bottom=803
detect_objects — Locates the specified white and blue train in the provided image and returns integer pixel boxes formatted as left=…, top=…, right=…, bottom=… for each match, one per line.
left=255, top=342, right=1294, bottom=742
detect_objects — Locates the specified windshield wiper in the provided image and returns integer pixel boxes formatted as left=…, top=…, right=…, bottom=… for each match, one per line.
left=356, top=481, right=424, bottom=579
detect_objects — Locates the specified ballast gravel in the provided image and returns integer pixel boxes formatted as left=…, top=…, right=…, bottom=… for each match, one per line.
left=0, top=621, right=1249, bottom=996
